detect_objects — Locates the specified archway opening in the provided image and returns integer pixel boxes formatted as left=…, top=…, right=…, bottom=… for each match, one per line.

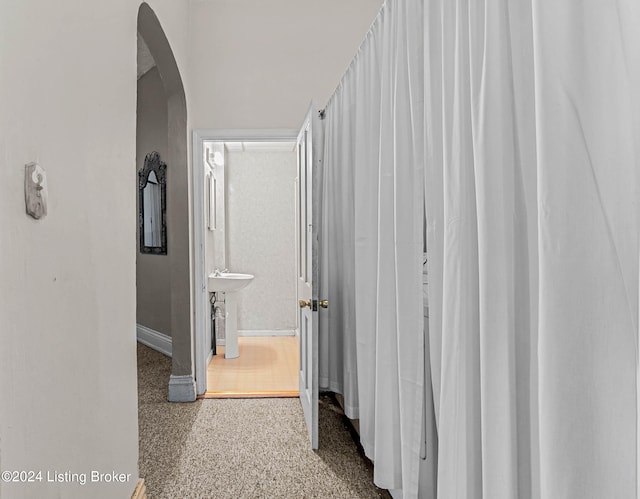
left=136, top=2, right=194, bottom=403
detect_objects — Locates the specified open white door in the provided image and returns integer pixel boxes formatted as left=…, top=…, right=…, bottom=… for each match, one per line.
left=297, top=104, right=324, bottom=449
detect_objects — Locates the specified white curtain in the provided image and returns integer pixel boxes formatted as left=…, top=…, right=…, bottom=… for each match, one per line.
left=425, top=0, right=541, bottom=495
left=425, top=0, right=640, bottom=498
left=320, top=0, right=425, bottom=495
left=321, top=0, right=640, bottom=497
left=532, top=1, right=640, bottom=496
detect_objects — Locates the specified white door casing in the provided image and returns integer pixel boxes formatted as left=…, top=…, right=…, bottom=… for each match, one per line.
left=192, top=129, right=298, bottom=396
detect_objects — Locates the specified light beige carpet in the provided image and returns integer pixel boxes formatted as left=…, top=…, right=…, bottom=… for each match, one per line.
left=137, top=343, right=388, bottom=498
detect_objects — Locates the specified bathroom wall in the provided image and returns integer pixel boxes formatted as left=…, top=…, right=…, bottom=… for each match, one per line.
left=188, top=0, right=385, bottom=130
left=136, top=66, right=172, bottom=337
left=226, top=148, right=298, bottom=333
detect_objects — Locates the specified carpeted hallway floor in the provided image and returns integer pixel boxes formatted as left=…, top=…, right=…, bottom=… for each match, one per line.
left=137, top=343, right=388, bottom=498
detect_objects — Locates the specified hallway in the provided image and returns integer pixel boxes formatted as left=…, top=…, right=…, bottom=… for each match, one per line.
left=137, top=344, right=387, bottom=498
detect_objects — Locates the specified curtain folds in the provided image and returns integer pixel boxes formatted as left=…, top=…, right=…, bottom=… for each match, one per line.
left=532, top=2, right=640, bottom=496
left=425, top=1, right=540, bottom=497
left=321, top=0, right=640, bottom=497
left=321, top=0, right=425, bottom=495
left=426, top=0, right=640, bottom=497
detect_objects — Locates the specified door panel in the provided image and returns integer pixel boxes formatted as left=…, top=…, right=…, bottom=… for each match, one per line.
left=297, top=104, right=319, bottom=449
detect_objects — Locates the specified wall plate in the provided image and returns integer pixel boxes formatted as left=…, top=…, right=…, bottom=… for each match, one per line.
left=25, top=162, right=47, bottom=220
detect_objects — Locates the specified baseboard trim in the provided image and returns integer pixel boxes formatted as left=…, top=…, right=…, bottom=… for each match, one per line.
left=131, top=478, right=147, bottom=499
left=168, top=374, right=196, bottom=402
left=199, top=390, right=299, bottom=399
left=238, top=329, right=296, bottom=337
left=137, top=324, right=172, bottom=357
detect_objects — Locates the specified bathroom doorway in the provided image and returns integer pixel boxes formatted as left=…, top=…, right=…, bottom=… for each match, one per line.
left=192, top=131, right=300, bottom=397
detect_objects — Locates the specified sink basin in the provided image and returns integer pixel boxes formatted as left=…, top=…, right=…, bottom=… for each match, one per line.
left=208, top=272, right=254, bottom=293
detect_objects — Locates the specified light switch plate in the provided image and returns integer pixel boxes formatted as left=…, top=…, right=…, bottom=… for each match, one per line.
left=25, top=162, right=47, bottom=220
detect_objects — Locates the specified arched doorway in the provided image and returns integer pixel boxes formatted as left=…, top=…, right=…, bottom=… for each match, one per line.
left=136, top=3, right=194, bottom=402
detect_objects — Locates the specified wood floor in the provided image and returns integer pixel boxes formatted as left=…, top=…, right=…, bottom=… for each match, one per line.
left=201, top=336, right=299, bottom=399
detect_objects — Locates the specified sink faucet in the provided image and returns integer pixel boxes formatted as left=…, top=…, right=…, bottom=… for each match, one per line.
left=213, top=268, right=229, bottom=276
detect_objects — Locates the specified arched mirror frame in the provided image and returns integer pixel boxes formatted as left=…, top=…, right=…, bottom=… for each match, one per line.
left=138, top=151, right=168, bottom=254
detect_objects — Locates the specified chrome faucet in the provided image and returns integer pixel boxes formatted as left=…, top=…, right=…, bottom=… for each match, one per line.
left=213, top=268, right=229, bottom=276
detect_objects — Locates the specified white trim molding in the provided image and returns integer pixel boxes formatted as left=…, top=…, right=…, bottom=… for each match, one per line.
left=137, top=324, right=172, bottom=357
left=192, top=129, right=298, bottom=396
left=168, top=375, right=196, bottom=402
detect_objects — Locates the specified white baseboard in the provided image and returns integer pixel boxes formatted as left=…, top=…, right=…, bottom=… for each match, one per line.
left=137, top=324, right=172, bottom=357
left=238, top=329, right=296, bottom=337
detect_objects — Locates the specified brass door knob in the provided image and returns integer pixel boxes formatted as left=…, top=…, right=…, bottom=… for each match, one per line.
left=319, top=300, right=328, bottom=309
left=299, top=299, right=312, bottom=309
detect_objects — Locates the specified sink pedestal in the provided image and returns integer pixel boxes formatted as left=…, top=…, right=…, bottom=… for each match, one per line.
left=207, top=272, right=254, bottom=359
left=224, top=291, right=240, bottom=359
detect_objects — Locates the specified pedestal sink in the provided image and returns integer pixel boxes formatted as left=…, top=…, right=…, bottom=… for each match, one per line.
left=208, top=272, right=254, bottom=359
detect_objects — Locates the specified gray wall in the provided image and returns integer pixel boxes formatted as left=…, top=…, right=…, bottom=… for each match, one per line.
left=136, top=66, right=172, bottom=336
left=0, top=0, right=195, bottom=494
left=0, top=0, right=144, bottom=496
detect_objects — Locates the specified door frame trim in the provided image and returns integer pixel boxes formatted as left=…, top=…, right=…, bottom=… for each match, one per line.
left=192, top=129, right=298, bottom=395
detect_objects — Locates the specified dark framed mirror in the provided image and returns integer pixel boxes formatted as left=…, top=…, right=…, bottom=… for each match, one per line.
left=138, top=151, right=167, bottom=254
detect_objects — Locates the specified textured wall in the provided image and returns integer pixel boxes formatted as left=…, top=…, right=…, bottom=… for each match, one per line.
left=226, top=150, right=297, bottom=332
